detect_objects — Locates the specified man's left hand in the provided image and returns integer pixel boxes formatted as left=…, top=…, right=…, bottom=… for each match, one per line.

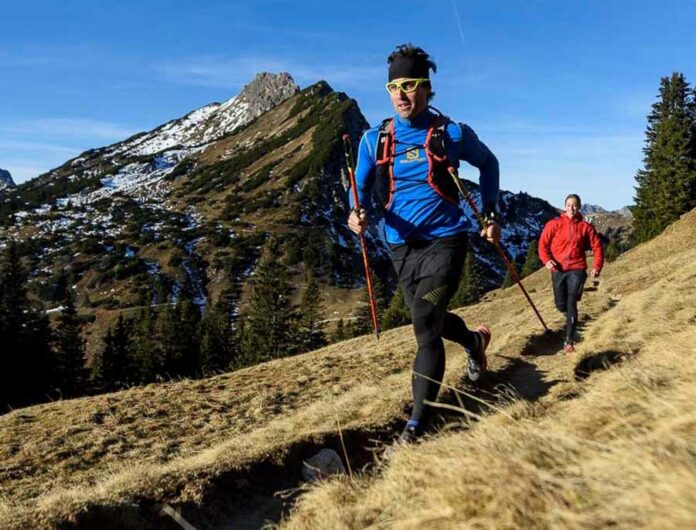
left=480, top=220, right=501, bottom=245
left=589, top=269, right=600, bottom=278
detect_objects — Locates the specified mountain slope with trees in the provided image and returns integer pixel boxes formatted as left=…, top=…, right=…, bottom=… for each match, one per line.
left=0, top=73, right=558, bottom=411
left=1, top=203, right=694, bottom=529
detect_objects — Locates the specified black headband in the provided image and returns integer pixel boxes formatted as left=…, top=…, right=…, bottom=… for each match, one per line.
left=388, top=55, right=430, bottom=81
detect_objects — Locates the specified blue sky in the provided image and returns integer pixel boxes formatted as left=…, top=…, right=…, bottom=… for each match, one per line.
left=1, top=1, right=695, bottom=209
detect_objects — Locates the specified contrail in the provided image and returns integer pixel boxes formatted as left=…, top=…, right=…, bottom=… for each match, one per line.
left=451, top=0, right=467, bottom=46
left=451, top=0, right=472, bottom=80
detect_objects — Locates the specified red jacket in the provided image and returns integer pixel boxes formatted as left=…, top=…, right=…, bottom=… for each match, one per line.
left=538, top=213, right=604, bottom=273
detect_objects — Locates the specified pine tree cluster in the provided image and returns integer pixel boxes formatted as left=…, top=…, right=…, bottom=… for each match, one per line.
left=633, top=73, right=696, bottom=242
left=238, top=237, right=327, bottom=364
left=0, top=235, right=332, bottom=412
left=90, top=288, right=237, bottom=392
left=0, top=242, right=93, bottom=410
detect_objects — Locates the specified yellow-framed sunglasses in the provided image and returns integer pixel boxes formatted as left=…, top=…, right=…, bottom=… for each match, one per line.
left=385, top=78, right=430, bottom=94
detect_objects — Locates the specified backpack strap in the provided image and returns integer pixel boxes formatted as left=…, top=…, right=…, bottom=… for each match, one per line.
left=425, top=114, right=448, bottom=163
left=375, top=118, right=396, bottom=209
left=425, top=114, right=459, bottom=205
left=376, top=118, right=393, bottom=164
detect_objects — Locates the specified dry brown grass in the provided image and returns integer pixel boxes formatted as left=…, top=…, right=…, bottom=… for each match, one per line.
left=280, top=208, right=696, bottom=529
left=1, top=209, right=695, bottom=529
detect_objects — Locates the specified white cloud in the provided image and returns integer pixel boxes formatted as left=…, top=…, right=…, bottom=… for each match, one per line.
left=156, top=55, right=383, bottom=90
left=3, top=119, right=137, bottom=141
left=0, top=140, right=78, bottom=156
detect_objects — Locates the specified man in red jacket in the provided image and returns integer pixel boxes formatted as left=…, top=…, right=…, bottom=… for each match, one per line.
left=538, top=194, right=604, bottom=352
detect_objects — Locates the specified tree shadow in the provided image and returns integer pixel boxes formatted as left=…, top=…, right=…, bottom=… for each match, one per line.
left=574, top=350, right=627, bottom=380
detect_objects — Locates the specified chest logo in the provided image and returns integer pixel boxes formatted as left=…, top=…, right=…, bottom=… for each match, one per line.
left=406, top=148, right=421, bottom=160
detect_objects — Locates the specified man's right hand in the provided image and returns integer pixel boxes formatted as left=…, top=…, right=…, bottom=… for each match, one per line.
left=348, top=208, right=367, bottom=235
left=545, top=260, right=558, bottom=271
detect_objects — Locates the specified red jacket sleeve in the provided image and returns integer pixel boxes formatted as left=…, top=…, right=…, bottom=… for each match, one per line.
left=538, top=221, right=554, bottom=265
left=587, top=224, right=604, bottom=272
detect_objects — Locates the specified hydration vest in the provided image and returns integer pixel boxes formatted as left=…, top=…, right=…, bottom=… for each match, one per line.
left=374, top=112, right=460, bottom=210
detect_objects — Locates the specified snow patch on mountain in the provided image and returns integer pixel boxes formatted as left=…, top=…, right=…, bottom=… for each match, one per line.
left=109, top=72, right=298, bottom=158
left=115, top=104, right=221, bottom=157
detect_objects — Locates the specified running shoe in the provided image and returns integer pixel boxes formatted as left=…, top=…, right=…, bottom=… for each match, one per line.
left=467, top=325, right=491, bottom=382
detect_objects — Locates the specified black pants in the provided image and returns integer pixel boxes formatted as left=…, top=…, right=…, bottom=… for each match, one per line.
left=552, top=270, right=587, bottom=343
left=390, top=234, right=477, bottom=425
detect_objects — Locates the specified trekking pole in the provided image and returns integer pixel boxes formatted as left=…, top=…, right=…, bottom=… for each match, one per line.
left=342, top=134, right=380, bottom=340
left=447, top=167, right=549, bottom=332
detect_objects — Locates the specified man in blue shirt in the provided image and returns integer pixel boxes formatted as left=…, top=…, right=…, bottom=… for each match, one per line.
left=347, top=43, right=501, bottom=444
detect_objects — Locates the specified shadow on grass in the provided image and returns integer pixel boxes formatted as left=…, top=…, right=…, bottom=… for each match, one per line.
left=520, top=329, right=565, bottom=356
left=574, top=350, right=626, bottom=380
left=432, top=356, right=561, bottom=431
left=520, top=312, right=597, bottom=356
left=490, top=356, right=562, bottom=401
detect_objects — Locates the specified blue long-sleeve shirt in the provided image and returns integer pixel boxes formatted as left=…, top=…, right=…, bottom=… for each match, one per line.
left=352, top=109, right=499, bottom=245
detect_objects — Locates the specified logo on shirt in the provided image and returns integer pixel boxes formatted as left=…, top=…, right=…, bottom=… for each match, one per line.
left=400, top=147, right=424, bottom=163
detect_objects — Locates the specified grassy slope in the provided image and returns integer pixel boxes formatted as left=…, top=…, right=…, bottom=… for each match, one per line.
left=281, top=208, right=696, bottom=529
left=1, top=209, right=695, bottom=529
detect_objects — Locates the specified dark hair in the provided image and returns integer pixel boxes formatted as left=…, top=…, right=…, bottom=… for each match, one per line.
left=565, top=194, right=582, bottom=206
left=387, top=43, right=437, bottom=101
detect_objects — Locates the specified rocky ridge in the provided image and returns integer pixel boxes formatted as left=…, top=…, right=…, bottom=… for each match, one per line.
left=0, top=168, right=15, bottom=191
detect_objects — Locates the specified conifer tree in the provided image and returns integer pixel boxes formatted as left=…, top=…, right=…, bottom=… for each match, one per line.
left=382, top=286, right=411, bottom=330
left=92, top=315, right=133, bottom=392
left=343, top=319, right=356, bottom=339
left=0, top=242, right=53, bottom=409
left=0, top=242, right=26, bottom=407
left=199, top=296, right=235, bottom=373
left=52, top=295, right=87, bottom=397
left=331, top=318, right=346, bottom=342
left=302, top=226, right=325, bottom=276
left=129, top=306, right=160, bottom=383
left=351, top=272, right=388, bottom=337
left=501, top=262, right=519, bottom=289
left=296, top=273, right=327, bottom=352
left=157, top=300, right=180, bottom=377
left=605, top=238, right=620, bottom=262
left=176, top=296, right=202, bottom=376
left=240, top=237, right=298, bottom=363
left=158, top=293, right=200, bottom=378
left=520, top=240, right=542, bottom=278
left=449, top=250, right=483, bottom=309
left=22, top=300, right=54, bottom=404
left=633, top=73, right=696, bottom=242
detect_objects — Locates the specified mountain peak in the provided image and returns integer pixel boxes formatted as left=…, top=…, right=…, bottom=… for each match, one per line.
left=581, top=203, right=608, bottom=214
left=0, top=168, right=16, bottom=191
left=234, top=72, right=299, bottom=110
left=116, top=72, right=300, bottom=157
